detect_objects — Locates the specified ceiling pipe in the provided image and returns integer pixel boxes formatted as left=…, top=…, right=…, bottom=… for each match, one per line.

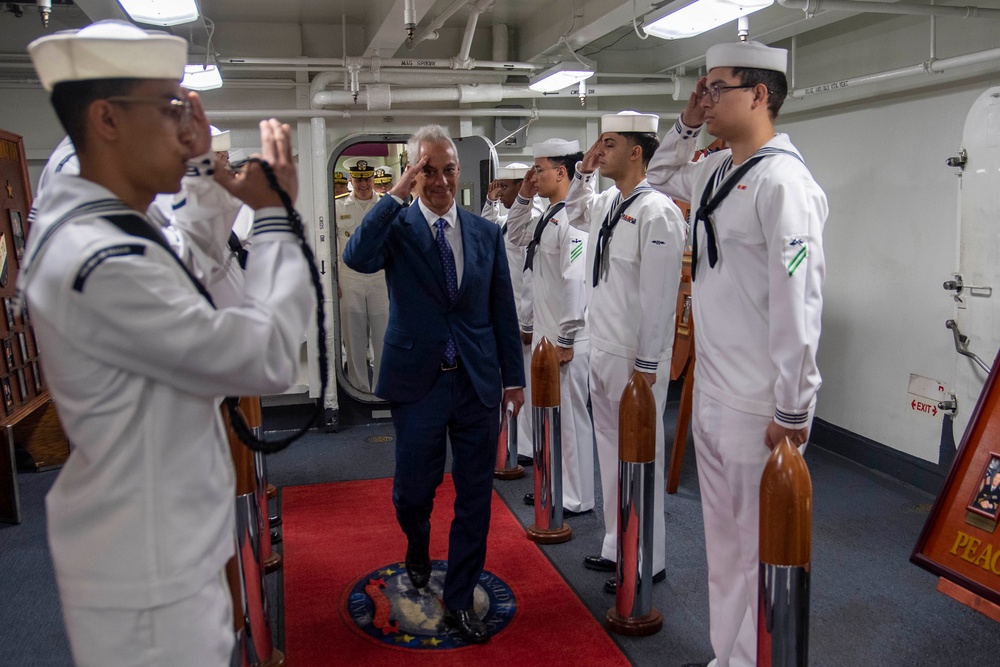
left=455, top=0, right=494, bottom=69
left=408, top=0, right=472, bottom=48
left=313, top=82, right=674, bottom=111
left=778, top=0, right=1000, bottom=20
left=789, top=45, right=1000, bottom=99
left=403, top=0, right=417, bottom=42
left=221, top=56, right=538, bottom=71
left=206, top=107, right=677, bottom=122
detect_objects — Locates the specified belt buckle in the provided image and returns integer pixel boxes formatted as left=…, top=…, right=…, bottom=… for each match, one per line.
left=440, top=358, right=459, bottom=372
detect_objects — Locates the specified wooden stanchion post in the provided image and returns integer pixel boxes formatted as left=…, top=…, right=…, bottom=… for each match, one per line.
left=606, top=372, right=663, bottom=635
left=224, top=404, right=285, bottom=667
left=758, top=436, right=812, bottom=666
left=527, top=337, right=571, bottom=544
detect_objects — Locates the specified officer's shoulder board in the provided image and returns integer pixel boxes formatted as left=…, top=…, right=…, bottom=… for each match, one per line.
left=335, top=192, right=350, bottom=199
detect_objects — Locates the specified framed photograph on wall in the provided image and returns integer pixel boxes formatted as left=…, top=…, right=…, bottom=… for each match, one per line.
left=9, top=209, right=25, bottom=261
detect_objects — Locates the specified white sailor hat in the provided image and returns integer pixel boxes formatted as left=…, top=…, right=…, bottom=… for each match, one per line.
left=601, top=110, right=659, bottom=134
left=496, top=162, right=529, bottom=180
left=28, top=20, right=188, bottom=92
left=333, top=170, right=348, bottom=184
left=532, top=138, right=581, bottom=159
left=706, top=41, right=787, bottom=75
left=228, top=148, right=249, bottom=168
left=373, top=165, right=394, bottom=184
left=209, top=125, right=230, bottom=152
left=345, top=158, right=375, bottom=179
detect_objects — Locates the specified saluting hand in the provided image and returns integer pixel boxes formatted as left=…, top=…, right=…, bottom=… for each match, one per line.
left=181, top=91, right=212, bottom=158
left=580, top=138, right=602, bottom=174
left=214, top=119, right=297, bottom=209
left=487, top=179, right=503, bottom=202
left=518, top=167, right=538, bottom=199
left=681, top=77, right=708, bottom=128
left=390, top=155, right=428, bottom=201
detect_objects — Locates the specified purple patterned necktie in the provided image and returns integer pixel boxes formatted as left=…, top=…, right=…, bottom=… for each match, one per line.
left=434, top=218, right=458, bottom=365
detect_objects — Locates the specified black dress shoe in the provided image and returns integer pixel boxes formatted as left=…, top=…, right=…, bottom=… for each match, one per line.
left=443, top=607, right=489, bottom=643
left=404, top=546, right=431, bottom=589
left=517, top=454, right=533, bottom=467
left=523, top=493, right=534, bottom=506
left=324, top=408, right=340, bottom=433
left=603, top=569, right=666, bottom=593
left=583, top=555, right=616, bottom=572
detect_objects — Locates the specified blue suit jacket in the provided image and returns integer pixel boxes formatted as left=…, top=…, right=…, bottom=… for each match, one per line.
left=343, top=196, right=525, bottom=407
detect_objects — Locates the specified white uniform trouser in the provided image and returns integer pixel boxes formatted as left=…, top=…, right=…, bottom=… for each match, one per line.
left=517, top=340, right=533, bottom=457
left=590, top=348, right=666, bottom=570
left=339, top=272, right=389, bottom=392
left=533, top=334, right=596, bottom=512
left=692, top=389, right=807, bottom=667
left=62, top=572, right=233, bottom=667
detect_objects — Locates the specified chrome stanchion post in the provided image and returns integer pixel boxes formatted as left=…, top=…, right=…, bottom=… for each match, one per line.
left=606, top=372, right=663, bottom=636
left=758, top=436, right=812, bottom=667
left=526, top=337, right=571, bottom=544
left=244, top=397, right=282, bottom=573
left=494, top=400, right=525, bottom=480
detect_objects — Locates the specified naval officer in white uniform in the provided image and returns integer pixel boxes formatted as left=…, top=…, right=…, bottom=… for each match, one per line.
left=506, top=139, right=595, bottom=515
left=24, top=20, right=313, bottom=667
left=646, top=41, right=828, bottom=667
left=564, top=112, right=687, bottom=592
left=333, top=158, right=389, bottom=394
left=482, top=162, right=542, bottom=464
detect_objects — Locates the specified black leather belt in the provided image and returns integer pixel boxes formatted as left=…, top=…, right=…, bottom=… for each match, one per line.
left=440, top=357, right=461, bottom=372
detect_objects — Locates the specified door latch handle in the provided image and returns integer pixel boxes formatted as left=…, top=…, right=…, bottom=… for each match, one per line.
left=943, top=273, right=992, bottom=302
left=938, top=394, right=957, bottom=416
left=946, top=319, right=992, bottom=374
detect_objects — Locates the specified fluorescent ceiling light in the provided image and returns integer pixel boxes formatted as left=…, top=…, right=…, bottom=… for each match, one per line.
left=644, top=0, right=773, bottom=40
left=529, top=62, right=595, bottom=93
left=182, top=63, right=223, bottom=91
left=118, top=0, right=200, bottom=27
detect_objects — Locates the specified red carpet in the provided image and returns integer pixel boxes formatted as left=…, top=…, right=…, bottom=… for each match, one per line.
left=282, top=476, right=632, bottom=666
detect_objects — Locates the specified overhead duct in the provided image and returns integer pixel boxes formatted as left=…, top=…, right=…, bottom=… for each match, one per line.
left=778, top=0, right=1000, bottom=19
left=312, top=83, right=674, bottom=111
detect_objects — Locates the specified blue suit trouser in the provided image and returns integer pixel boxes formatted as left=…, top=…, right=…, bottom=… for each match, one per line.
left=390, top=364, right=498, bottom=610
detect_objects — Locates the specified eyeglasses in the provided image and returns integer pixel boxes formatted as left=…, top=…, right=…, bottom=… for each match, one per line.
left=699, top=84, right=756, bottom=103
left=105, top=96, right=193, bottom=126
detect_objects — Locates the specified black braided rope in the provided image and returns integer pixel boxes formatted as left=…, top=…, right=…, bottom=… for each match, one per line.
left=225, top=158, right=329, bottom=454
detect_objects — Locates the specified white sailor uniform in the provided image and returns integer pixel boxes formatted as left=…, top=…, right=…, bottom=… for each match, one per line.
left=564, top=171, right=687, bottom=569
left=481, top=196, right=543, bottom=458
left=507, top=193, right=595, bottom=512
left=647, top=119, right=827, bottom=667
left=334, top=190, right=389, bottom=392
left=20, top=173, right=313, bottom=666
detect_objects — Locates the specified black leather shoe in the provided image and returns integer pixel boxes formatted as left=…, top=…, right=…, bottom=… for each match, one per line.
left=523, top=493, right=534, bottom=506
left=584, top=555, right=616, bottom=572
left=270, top=529, right=281, bottom=544
left=603, top=569, right=666, bottom=593
left=517, top=454, right=533, bottom=467
left=324, top=408, right=340, bottom=433
left=443, top=608, right=489, bottom=643
left=404, top=546, right=431, bottom=589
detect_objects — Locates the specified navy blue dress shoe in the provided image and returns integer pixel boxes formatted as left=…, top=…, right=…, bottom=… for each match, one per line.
left=404, top=546, right=431, bottom=589
left=517, top=454, right=534, bottom=467
left=443, top=607, right=489, bottom=643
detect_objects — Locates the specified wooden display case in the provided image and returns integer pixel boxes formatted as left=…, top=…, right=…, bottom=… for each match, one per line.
left=0, top=129, right=69, bottom=524
left=912, top=346, right=1000, bottom=619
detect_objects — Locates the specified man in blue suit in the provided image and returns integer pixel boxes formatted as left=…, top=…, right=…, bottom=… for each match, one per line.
left=343, top=125, right=525, bottom=643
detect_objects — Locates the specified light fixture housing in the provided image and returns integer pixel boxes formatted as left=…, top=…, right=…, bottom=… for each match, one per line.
left=529, top=61, right=594, bottom=93
left=118, top=0, right=200, bottom=27
left=643, top=0, right=774, bottom=40
left=182, top=62, right=223, bottom=91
